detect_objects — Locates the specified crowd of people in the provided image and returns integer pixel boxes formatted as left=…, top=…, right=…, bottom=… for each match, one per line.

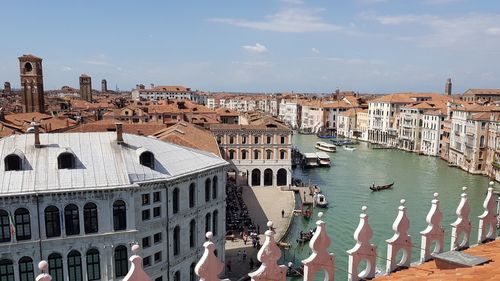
left=225, top=182, right=256, bottom=235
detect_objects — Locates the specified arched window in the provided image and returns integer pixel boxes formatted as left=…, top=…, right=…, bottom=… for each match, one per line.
left=228, top=150, right=235, bottom=159
left=241, top=150, right=247, bottom=160
left=189, top=183, right=196, bottom=208
left=280, top=150, right=286, bottom=160
left=189, top=220, right=196, bottom=248
left=58, top=152, right=75, bottom=169
left=190, top=263, right=196, bottom=281
left=64, top=204, right=80, bottom=236
left=139, top=151, right=155, bottom=169
left=48, top=253, right=63, bottom=281
left=15, top=208, right=31, bottom=241
left=212, top=176, right=218, bottom=200
left=84, top=203, right=98, bottom=234
left=44, top=206, right=61, bottom=238
left=4, top=154, right=22, bottom=171
left=172, top=188, right=179, bottom=214
left=212, top=210, right=218, bottom=236
left=205, top=213, right=211, bottom=233
left=67, top=250, right=82, bottom=281
left=114, top=246, right=128, bottom=278
left=480, top=135, right=485, bottom=147
left=205, top=179, right=210, bottom=202
left=0, top=259, right=14, bottom=281
left=113, top=200, right=127, bottom=231
left=86, top=249, right=100, bottom=281
left=0, top=210, right=11, bottom=242
left=173, top=271, right=180, bottom=281
left=173, top=226, right=180, bottom=256
left=266, top=149, right=272, bottom=160
left=18, top=257, right=34, bottom=281
left=254, top=149, right=260, bottom=159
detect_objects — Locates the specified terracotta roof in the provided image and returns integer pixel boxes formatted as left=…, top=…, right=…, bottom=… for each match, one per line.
left=471, top=112, right=493, bottom=121
left=153, top=122, right=221, bottom=157
left=67, top=119, right=167, bottom=136
left=375, top=239, right=500, bottom=281
left=424, top=109, right=447, bottom=116
left=216, top=107, right=240, bottom=116
left=1, top=112, right=77, bottom=133
left=370, top=93, right=451, bottom=104
left=463, top=89, right=500, bottom=96
left=321, top=100, right=352, bottom=109
left=140, top=85, right=191, bottom=92
left=340, top=108, right=357, bottom=117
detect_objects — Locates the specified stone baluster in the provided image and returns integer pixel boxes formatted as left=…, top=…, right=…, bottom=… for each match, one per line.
left=420, top=193, right=445, bottom=262
left=302, top=212, right=335, bottom=281
left=478, top=182, right=498, bottom=243
left=35, top=261, right=51, bottom=281
left=195, top=232, right=230, bottom=281
left=122, top=244, right=152, bottom=281
left=347, top=206, right=377, bottom=281
left=248, top=221, right=287, bottom=281
left=386, top=199, right=412, bottom=274
left=450, top=187, right=471, bottom=251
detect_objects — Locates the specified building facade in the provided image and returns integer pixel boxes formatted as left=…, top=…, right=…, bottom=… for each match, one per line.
left=132, top=86, right=195, bottom=101
left=0, top=130, right=228, bottom=281
left=79, top=74, right=92, bottom=102
left=19, top=54, right=45, bottom=113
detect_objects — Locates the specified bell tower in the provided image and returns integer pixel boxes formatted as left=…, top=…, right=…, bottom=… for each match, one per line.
left=19, top=54, right=45, bottom=113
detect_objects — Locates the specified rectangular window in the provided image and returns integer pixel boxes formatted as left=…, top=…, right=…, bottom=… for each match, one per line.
left=142, top=194, right=150, bottom=206
left=143, top=256, right=151, bottom=267
left=242, top=136, right=247, bottom=144
left=280, top=136, right=285, bottom=144
left=267, top=136, right=272, bottom=144
left=154, top=252, right=162, bottom=262
left=153, top=232, right=162, bottom=244
left=153, top=191, right=161, bottom=203
left=153, top=207, right=161, bottom=218
left=142, top=209, right=151, bottom=221
left=142, top=236, right=151, bottom=248
left=254, top=136, right=259, bottom=144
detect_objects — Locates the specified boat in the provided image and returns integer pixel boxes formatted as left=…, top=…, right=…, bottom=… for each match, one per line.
left=344, top=146, right=356, bottom=151
left=315, top=141, right=337, bottom=152
left=297, top=227, right=316, bottom=243
left=302, top=153, right=319, bottom=168
left=314, top=193, right=328, bottom=208
left=315, top=152, right=331, bottom=167
left=370, top=182, right=395, bottom=192
left=303, top=205, right=313, bottom=219
left=316, top=133, right=336, bottom=139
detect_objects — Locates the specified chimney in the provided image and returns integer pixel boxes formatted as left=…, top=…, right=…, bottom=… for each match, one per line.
left=116, top=123, right=124, bottom=144
left=33, top=122, right=41, bottom=147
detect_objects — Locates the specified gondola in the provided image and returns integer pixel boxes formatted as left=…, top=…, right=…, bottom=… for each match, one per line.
left=370, top=182, right=394, bottom=191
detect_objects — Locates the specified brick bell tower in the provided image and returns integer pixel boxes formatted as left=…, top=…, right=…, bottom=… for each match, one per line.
left=19, top=54, right=45, bottom=113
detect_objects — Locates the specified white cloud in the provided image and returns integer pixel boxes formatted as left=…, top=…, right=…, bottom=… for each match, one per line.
left=243, top=43, right=269, bottom=54
left=486, top=27, right=500, bottom=35
left=61, top=66, right=72, bottom=71
left=279, top=0, right=304, bottom=4
left=312, top=48, right=320, bottom=54
left=209, top=8, right=342, bottom=33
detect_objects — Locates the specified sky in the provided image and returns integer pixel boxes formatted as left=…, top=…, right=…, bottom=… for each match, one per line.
left=1, top=0, right=500, bottom=94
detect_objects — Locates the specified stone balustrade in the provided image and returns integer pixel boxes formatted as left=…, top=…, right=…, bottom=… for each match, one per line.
left=33, top=182, right=498, bottom=281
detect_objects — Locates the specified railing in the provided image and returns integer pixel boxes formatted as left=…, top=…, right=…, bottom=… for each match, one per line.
left=33, top=183, right=498, bottom=281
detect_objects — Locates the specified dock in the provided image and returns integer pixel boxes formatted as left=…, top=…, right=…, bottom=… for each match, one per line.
left=286, top=185, right=320, bottom=205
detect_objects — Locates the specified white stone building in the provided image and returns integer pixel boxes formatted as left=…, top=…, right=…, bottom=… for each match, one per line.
left=299, top=101, right=323, bottom=133
left=132, top=85, right=195, bottom=101
left=0, top=128, right=228, bottom=281
left=337, top=109, right=357, bottom=138
left=278, top=100, right=299, bottom=129
left=420, top=110, right=447, bottom=156
left=355, top=109, right=369, bottom=141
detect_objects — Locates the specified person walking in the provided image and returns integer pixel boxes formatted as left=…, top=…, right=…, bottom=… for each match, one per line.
left=281, top=209, right=285, bottom=218
left=237, top=250, right=241, bottom=261
left=242, top=250, right=247, bottom=261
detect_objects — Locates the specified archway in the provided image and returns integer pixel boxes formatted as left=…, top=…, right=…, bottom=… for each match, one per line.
left=264, top=169, right=273, bottom=186
left=277, top=169, right=287, bottom=186
left=251, top=169, right=261, bottom=186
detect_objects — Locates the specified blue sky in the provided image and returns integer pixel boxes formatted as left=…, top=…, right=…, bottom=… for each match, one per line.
left=1, top=0, right=500, bottom=93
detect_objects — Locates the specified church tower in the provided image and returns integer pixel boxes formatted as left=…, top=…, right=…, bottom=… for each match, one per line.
left=19, top=54, right=45, bottom=113
left=445, top=78, right=452, bottom=96
left=101, top=79, right=107, bottom=93
left=79, top=74, right=92, bottom=102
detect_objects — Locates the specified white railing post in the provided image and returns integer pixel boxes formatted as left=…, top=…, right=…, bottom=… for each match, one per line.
left=386, top=199, right=412, bottom=274
left=195, top=232, right=229, bottom=281
left=123, top=244, right=152, bottom=281
left=347, top=206, right=377, bottom=281
left=302, top=212, right=335, bottom=281
left=478, top=182, right=498, bottom=243
left=248, top=221, right=287, bottom=281
left=35, top=261, right=51, bottom=281
left=420, top=193, right=445, bottom=262
left=450, top=187, right=471, bottom=251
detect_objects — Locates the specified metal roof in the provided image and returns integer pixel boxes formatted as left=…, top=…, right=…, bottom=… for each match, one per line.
left=0, top=132, right=228, bottom=196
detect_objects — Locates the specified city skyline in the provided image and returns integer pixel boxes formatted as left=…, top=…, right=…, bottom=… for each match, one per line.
left=1, top=0, right=500, bottom=93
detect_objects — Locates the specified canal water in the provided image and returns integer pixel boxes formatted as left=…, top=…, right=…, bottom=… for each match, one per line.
left=284, top=134, right=494, bottom=280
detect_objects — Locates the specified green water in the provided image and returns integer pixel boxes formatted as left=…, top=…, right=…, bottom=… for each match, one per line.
left=286, top=134, right=494, bottom=280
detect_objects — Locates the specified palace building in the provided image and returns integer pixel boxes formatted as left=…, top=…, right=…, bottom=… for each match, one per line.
left=0, top=125, right=228, bottom=281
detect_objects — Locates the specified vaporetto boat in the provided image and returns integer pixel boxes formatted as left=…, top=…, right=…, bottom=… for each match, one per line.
left=315, top=141, right=337, bottom=152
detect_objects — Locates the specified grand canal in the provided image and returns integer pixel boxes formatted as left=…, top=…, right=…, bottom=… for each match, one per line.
left=285, top=134, right=494, bottom=280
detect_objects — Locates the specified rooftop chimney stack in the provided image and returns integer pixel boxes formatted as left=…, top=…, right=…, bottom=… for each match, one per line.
left=116, top=123, right=124, bottom=144
left=33, top=122, right=41, bottom=147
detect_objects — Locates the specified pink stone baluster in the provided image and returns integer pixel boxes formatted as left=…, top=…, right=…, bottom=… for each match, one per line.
left=420, top=193, right=445, bottom=262
left=302, top=212, right=335, bottom=281
left=346, top=206, right=377, bottom=281
left=478, top=182, right=498, bottom=243
left=450, top=187, right=471, bottom=251
left=195, top=232, right=230, bottom=281
left=35, top=261, right=51, bottom=281
left=248, top=221, right=287, bottom=281
left=386, top=199, right=412, bottom=274
left=123, top=244, right=152, bottom=281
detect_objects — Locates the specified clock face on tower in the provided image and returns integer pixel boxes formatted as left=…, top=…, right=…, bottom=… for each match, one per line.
left=24, top=62, right=33, bottom=73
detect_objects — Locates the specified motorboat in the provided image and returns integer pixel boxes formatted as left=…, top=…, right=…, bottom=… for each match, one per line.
left=302, top=153, right=319, bottom=168
left=314, top=193, right=328, bottom=208
left=315, top=152, right=331, bottom=167
left=315, top=141, right=337, bottom=152
left=344, top=146, right=356, bottom=151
